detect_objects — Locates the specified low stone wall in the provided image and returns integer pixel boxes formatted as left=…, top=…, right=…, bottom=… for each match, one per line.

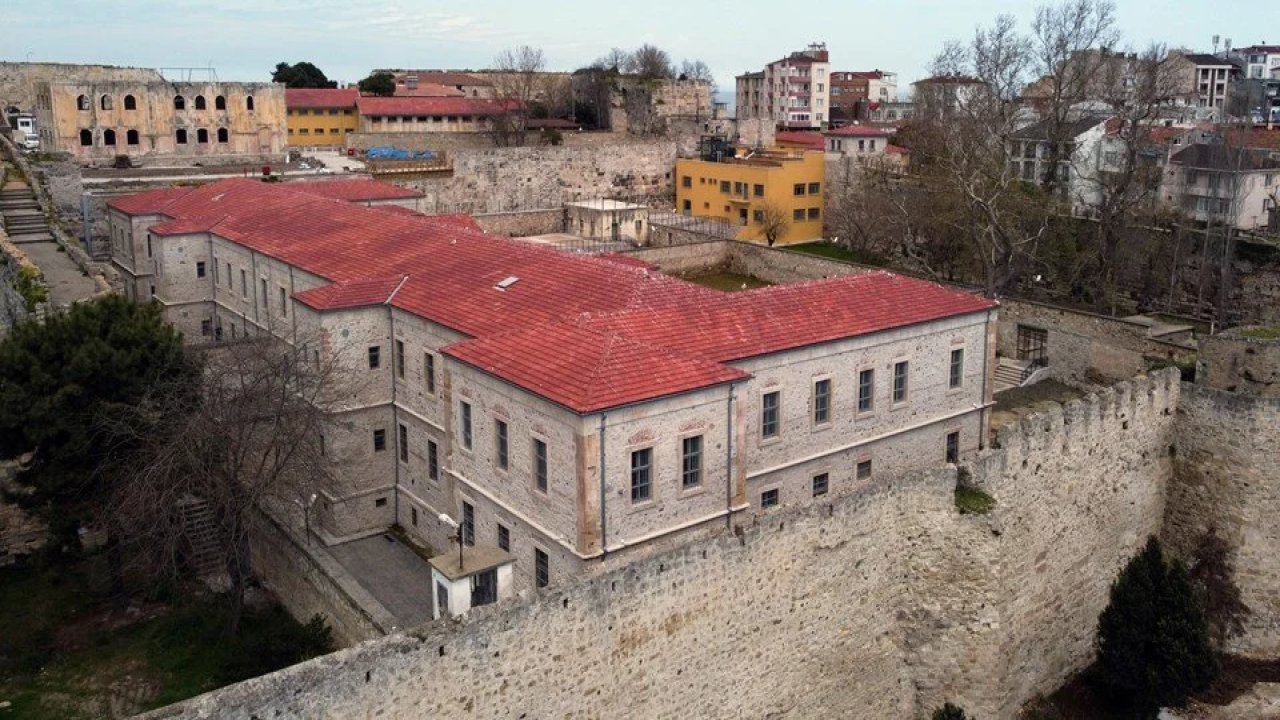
left=0, top=462, right=48, bottom=565
left=472, top=208, right=562, bottom=237
left=250, top=509, right=391, bottom=648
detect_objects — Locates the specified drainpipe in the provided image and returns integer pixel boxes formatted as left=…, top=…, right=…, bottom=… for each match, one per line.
left=598, top=413, right=608, bottom=558
left=725, top=382, right=736, bottom=528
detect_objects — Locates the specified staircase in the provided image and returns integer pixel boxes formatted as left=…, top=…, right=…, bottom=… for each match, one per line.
left=994, top=357, right=1033, bottom=394
left=177, top=497, right=223, bottom=577
left=0, top=183, right=54, bottom=244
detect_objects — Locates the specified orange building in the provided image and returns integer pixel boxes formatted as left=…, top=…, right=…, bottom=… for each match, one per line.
left=285, top=88, right=358, bottom=147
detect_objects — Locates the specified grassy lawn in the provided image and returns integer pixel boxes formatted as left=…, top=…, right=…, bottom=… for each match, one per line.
left=1242, top=326, right=1280, bottom=340
left=681, top=271, right=773, bottom=292
left=0, top=559, right=331, bottom=719
left=786, top=241, right=888, bottom=267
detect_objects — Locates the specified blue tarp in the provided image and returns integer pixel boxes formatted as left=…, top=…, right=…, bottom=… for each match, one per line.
left=365, top=146, right=437, bottom=160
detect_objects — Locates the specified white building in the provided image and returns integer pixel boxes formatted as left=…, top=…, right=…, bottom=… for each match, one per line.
left=1163, top=143, right=1280, bottom=231
left=736, top=44, right=831, bottom=130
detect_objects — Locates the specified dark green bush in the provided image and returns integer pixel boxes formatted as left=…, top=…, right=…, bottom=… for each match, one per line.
left=932, top=702, right=969, bottom=720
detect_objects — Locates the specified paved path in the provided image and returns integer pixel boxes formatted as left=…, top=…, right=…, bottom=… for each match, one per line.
left=328, top=533, right=437, bottom=630
left=1, top=179, right=100, bottom=309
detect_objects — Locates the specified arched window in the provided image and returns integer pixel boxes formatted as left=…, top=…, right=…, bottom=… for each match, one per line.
left=126, top=129, right=139, bottom=145
left=176, top=128, right=188, bottom=144
left=103, top=129, right=116, bottom=146
left=197, top=128, right=209, bottom=143
left=194, top=95, right=206, bottom=110
left=174, top=95, right=186, bottom=110
left=246, top=95, right=255, bottom=111
left=79, top=129, right=93, bottom=146
left=77, top=95, right=90, bottom=111
left=216, top=127, right=229, bottom=143
left=215, top=95, right=226, bottom=110
left=124, top=94, right=136, bottom=110
left=100, top=95, right=113, bottom=110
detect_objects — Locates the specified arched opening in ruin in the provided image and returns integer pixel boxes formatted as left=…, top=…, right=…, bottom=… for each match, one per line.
left=176, top=128, right=188, bottom=144
left=197, top=128, right=209, bottom=144
left=79, top=129, right=93, bottom=146
left=194, top=96, right=207, bottom=110
left=77, top=95, right=90, bottom=111
left=100, top=95, right=113, bottom=110
left=174, top=95, right=186, bottom=110
left=246, top=95, right=255, bottom=111
left=103, top=129, right=116, bottom=146
left=215, top=95, right=226, bottom=110
left=126, top=129, right=139, bottom=145
left=124, top=94, right=137, bottom=110
left=217, top=127, right=229, bottom=143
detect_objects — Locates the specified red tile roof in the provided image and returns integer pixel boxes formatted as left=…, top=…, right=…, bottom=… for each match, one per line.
left=112, top=179, right=996, bottom=413
left=287, top=179, right=424, bottom=202
left=286, top=88, right=359, bottom=109
left=886, top=144, right=908, bottom=155
left=393, top=83, right=465, bottom=97
left=775, top=131, right=826, bottom=150
left=106, top=187, right=197, bottom=215
left=826, top=125, right=894, bottom=137
left=355, top=96, right=515, bottom=117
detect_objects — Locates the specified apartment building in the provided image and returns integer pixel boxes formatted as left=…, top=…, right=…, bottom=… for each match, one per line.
left=285, top=88, right=358, bottom=147
left=675, top=148, right=826, bottom=245
left=1182, top=54, right=1238, bottom=116
left=1229, top=45, right=1280, bottom=81
left=829, top=71, right=897, bottom=125
left=1162, top=143, right=1280, bottom=230
left=735, top=44, right=831, bottom=130
left=33, top=80, right=286, bottom=162
left=107, top=177, right=996, bottom=600
left=1008, top=115, right=1112, bottom=211
left=911, top=75, right=986, bottom=120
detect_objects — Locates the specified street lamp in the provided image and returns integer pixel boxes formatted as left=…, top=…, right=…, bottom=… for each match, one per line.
left=439, top=512, right=463, bottom=572
left=294, top=493, right=318, bottom=545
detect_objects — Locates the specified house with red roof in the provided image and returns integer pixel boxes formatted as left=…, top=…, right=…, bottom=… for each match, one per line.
left=355, top=96, right=517, bottom=134
left=285, top=88, right=359, bottom=148
left=107, top=177, right=998, bottom=602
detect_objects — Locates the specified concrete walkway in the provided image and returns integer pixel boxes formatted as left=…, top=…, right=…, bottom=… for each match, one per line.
left=1, top=180, right=100, bottom=309
left=328, top=532, right=437, bottom=630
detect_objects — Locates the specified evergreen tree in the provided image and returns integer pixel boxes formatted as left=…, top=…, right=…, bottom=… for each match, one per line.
left=271, top=62, right=337, bottom=88
left=1095, top=537, right=1217, bottom=712
left=357, top=72, right=396, bottom=97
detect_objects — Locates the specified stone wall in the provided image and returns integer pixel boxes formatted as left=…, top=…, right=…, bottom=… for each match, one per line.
left=0, top=62, right=163, bottom=113
left=1196, top=328, right=1280, bottom=395
left=1167, top=383, right=1280, bottom=657
left=472, top=208, right=562, bottom=237
left=142, top=369, right=1185, bottom=720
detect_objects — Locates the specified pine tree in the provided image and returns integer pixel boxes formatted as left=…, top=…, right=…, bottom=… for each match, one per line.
left=1095, top=537, right=1218, bottom=711
left=932, top=702, right=969, bottom=720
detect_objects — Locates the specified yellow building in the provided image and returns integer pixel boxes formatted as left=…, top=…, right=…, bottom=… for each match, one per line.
left=285, top=88, right=359, bottom=147
left=674, top=149, right=825, bottom=245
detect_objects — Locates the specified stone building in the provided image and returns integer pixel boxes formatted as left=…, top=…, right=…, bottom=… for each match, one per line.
left=32, top=80, right=286, bottom=163
left=354, top=96, right=513, bottom=134
left=108, top=177, right=996, bottom=595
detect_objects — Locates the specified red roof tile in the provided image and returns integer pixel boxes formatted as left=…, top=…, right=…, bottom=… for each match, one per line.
left=285, top=88, right=359, bottom=109
left=393, top=83, right=465, bottom=97
left=775, top=131, right=826, bottom=150
left=295, top=275, right=407, bottom=310
left=106, top=187, right=196, bottom=215
left=355, top=96, right=515, bottom=117
left=287, top=179, right=423, bottom=202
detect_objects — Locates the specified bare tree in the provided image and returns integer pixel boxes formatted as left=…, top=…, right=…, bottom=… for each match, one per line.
left=631, top=44, right=674, bottom=80
left=490, top=45, right=547, bottom=147
left=596, top=48, right=631, bottom=73
left=111, top=336, right=347, bottom=632
left=755, top=200, right=790, bottom=247
left=679, top=59, right=714, bottom=83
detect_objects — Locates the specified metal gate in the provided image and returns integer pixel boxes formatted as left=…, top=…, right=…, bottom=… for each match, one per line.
left=1016, top=325, right=1048, bottom=367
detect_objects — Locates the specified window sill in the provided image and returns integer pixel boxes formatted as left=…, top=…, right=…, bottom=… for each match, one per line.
left=679, top=485, right=707, bottom=499
left=626, top=499, right=657, bottom=515
left=811, top=421, right=833, bottom=433
left=759, top=435, right=782, bottom=448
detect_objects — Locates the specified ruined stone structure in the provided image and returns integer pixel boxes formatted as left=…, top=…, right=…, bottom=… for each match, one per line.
left=0, top=62, right=163, bottom=115
left=33, top=80, right=286, bottom=163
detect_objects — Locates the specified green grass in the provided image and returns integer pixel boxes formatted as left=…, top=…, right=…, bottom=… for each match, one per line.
left=0, top=560, right=332, bottom=719
left=786, top=241, right=889, bottom=267
left=955, top=486, right=996, bottom=515
left=1242, top=327, right=1280, bottom=340
left=682, top=271, right=773, bottom=292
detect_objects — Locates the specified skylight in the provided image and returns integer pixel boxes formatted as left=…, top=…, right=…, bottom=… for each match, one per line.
left=495, top=276, right=519, bottom=290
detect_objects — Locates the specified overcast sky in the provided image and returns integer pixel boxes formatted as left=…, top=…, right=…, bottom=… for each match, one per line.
left=7, top=0, right=1275, bottom=94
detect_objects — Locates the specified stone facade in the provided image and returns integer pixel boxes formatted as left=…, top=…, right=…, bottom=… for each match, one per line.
left=34, top=80, right=286, bottom=164
left=0, top=62, right=163, bottom=114
left=471, top=208, right=563, bottom=237
left=1196, top=328, right=1280, bottom=395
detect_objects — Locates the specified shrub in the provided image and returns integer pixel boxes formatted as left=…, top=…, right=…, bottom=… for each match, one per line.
left=932, top=702, right=969, bottom=720
left=1095, top=537, right=1217, bottom=711
left=217, top=609, right=334, bottom=683
left=954, top=485, right=995, bottom=515
left=15, top=265, right=47, bottom=312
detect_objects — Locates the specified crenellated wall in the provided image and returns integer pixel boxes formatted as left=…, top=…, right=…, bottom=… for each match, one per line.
left=142, top=370, right=1197, bottom=720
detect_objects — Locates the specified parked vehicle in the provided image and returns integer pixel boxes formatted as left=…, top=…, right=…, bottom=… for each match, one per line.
left=21, top=133, right=39, bottom=150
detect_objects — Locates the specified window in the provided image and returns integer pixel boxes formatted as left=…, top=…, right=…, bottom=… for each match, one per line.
left=534, top=439, right=548, bottom=492
left=761, top=391, right=780, bottom=438
left=808, top=182, right=820, bottom=194
left=946, top=431, right=960, bottom=464
left=225, top=262, right=232, bottom=287
left=857, top=459, right=872, bottom=480
left=194, top=96, right=206, bottom=110
left=892, top=361, right=909, bottom=403
left=146, top=235, right=153, bottom=257
left=752, top=209, right=763, bottom=223
left=398, top=424, right=408, bottom=462
left=103, top=129, right=116, bottom=146
left=395, top=340, right=405, bottom=378
left=195, top=128, right=208, bottom=143
left=813, top=379, right=831, bottom=424
left=279, top=286, right=287, bottom=315
left=630, top=448, right=652, bottom=503
left=497, top=524, right=510, bottom=551
left=495, top=420, right=509, bottom=470
left=681, top=436, right=702, bottom=488
left=812, top=473, right=829, bottom=497
left=719, top=180, right=730, bottom=194
left=124, top=94, right=136, bottom=110
left=793, top=208, right=805, bottom=222
left=176, top=128, right=188, bottom=144
left=196, top=261, right=206, bottom=278
left=77, top=94, right=90, bottom=111
left=368, top=346, right=380, bottom=369
left=126, top=129, right=139, bottom=145
left=534, top=548, right=549, bottom=588
left=424, top=353, right=436, bottom=394
left=375, top=497, right=387, bottom=508
left=761, top=488, right=779, bottom=508
left=681, top=175, right=692, bottom=188
left=246, top=96, right=255, bottom=111
left=793, top=183, right=805, bottom=196
left=411, top=507, right=418, bottom=526
left=373, top=428, right=386, bottom=451
left=201, top=319, right=212, bottom=336
left=174, top=95, right=186, bottom=110
left=79, top=129, right=92, bottom=146
left=460, top=401, right=472, bottom=450
left=462, top=502, right=475, bottom=546
left=949, top=348, right=964, bottom=389
left=753, top=183, right=764, bottom=197
left=683, top=199, right=692, bottom=213
left=807, top=207, right=820, bottom=220
left=217, top=128, right=228, bottom=143
left=857, top=369, right=875, bottom=411
left=215, top=95, right=226, bottom=110
left=427, top=440, right=439, bottom=481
